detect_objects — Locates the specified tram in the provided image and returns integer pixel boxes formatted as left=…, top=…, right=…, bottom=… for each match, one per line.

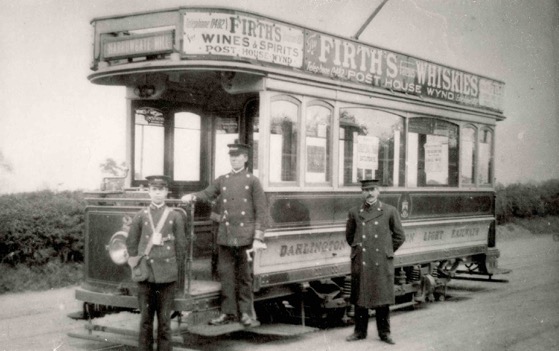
left=71, top=6, right=507, bottom=347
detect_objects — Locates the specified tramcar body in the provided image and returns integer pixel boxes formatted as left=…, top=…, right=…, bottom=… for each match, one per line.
left=77, top=6, right=506, bottom=330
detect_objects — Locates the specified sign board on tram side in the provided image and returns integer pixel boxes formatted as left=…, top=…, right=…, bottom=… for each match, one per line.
left=177, top=9, right=504, bottom=113
left=303, top=31, right=504, bottom=112
left=183, top=11, right=304, bottom=68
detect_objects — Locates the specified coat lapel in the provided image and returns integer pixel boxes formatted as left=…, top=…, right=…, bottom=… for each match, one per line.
left=358, top=201, right=384, bottom=221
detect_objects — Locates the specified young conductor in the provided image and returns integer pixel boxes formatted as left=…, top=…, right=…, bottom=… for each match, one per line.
left=126, top=175, right=187, bottom=351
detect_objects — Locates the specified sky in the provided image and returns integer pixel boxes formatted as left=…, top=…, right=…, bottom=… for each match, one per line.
left=0, top=0, right=558, bottom=193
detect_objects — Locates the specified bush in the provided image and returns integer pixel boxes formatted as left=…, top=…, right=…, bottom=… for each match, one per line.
left=0, top=190, right=86, bottom=266
left=496, top=180, right=559, bottom=224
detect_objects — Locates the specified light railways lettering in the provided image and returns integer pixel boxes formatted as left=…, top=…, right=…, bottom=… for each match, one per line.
left=423, top=230, right=444, bottom=241
left=280, top=240, right=346, bottom=257
left=451, top=227, right=480, bottom=238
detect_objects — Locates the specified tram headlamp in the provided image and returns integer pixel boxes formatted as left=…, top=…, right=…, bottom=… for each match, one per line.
left=106, top=231, right=129, bottom=265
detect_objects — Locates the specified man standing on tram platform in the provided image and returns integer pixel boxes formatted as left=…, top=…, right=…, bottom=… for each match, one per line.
left=181, top=142, right=267, bottom=327
left=345, top=179, right=405, bottom=345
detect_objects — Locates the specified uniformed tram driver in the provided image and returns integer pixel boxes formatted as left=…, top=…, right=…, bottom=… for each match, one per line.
left=345, top=179, right=405, bottom=345
left=181, top=142, right=267, bottom=327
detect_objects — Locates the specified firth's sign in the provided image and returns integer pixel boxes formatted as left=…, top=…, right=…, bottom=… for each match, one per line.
left=304, top=31, right=504, bottom=112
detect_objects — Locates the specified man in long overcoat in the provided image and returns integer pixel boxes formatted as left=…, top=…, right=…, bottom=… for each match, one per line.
left=345, top=179, right=405, bottom=345
left=181, top=142, right=267, bottom=327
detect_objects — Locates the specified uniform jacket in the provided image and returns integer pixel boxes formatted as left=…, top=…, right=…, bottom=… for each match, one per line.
left=194, top=168, right=267, bottom=246
left=345, top=200, right=405, bottom=308
left=126, top=204, right=187, bottom=283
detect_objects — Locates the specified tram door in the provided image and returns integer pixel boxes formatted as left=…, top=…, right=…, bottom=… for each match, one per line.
left=131, top=97, right=259, bottom=197
left=213, top=98, right=259, bottom=178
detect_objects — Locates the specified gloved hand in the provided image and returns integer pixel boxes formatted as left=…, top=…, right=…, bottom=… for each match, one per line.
left=252, top=239, right=267, bottom=251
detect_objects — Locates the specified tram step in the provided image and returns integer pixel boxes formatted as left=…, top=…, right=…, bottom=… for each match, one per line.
left=187, top=321, right=318, bottom=337
left=187, top=321, right=260, bottom=336
left=68, top=331, right=195, bottom=351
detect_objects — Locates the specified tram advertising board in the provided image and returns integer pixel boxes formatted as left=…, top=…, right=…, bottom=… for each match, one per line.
left=178, top=9, right=503, bottom=113
left=182, top=10, right=304, bottom=68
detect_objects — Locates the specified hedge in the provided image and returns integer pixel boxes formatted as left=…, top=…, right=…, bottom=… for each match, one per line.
left=0, top=190, right=85, bottom=266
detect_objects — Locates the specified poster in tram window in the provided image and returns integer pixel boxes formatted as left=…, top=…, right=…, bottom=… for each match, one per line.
left=356, top=135, right=379, bottom=172
left=183, top=11, right=304, bottom=68
left=425, top=135, right=449, bottom=185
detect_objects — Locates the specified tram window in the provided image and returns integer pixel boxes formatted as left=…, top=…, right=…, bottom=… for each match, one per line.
left=174, top=112, right=201, bottom=181
left=270, top=97, right=299, bottom=183
left=461, top=126, right=476, bottom=185
left=214, top=116, right=239, bottom=177
left=134, top=107, right=164, bottom=180
left=479, top=128, right=494, bottom=185
left=305, top=103, right=332, bottom=184
left=407, top=118, right=459, bottom=187
left=338, top=108, right=404, bottom=187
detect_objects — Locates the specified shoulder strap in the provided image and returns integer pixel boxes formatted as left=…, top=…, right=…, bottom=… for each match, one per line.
left=145, top=207, right=172, bottom=255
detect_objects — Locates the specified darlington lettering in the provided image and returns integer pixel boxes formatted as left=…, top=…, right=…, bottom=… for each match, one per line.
left=280, top=240, right=346, bottom=257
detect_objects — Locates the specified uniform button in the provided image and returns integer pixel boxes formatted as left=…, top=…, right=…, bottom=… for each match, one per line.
left=226, top=175, right=230, bottom=178
left=363, top=262, right=366, bottom=266
left=374, top=221, right=378, bottom=225
left=362, top=235, right=366, bottom=239
left=363, top=248, right=366, bottom=252
left=246, top=174, right=250, bottom=178
left=362, top=222, right=365, bottom=226
left=240, top=223, right=244, bottom=227
left=244, top=199, right=247, bottom=202
left=376, top=248, right=379, bottom=252
left=150, top=259, right=154, bottom=263
left=144, top=210, right=148, bottom=214
left=375, top=263, right=379, bottom=266
left=225, top=222, right=230, bottom=226
left=146, top=235, right=150, bottom=239
left=167, top=246, right=171, bottom=250
left=169, top=220, right=173, bottom=224
left=245, top=185, right=249, bottom=190
left=223, top=187, right=227, bottom=191
left=223, top=199, right=227, bottom=203
left=374, top=235, right=378, bottom=238
left=145, top=222, right=148, bottom=226
left=241, top=211, right=246, bottom=215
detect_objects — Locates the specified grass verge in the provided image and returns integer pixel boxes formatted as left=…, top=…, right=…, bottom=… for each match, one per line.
left=0, top=261, right=83, bottom=294
left=512, top=216, right=559, bottom=234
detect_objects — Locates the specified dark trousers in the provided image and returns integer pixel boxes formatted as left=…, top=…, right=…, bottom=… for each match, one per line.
left=354, top=305, right=391, bottom=338
left=217, top=245, right=253, bottom=316
left=137, top=281, right=176, bottom=351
